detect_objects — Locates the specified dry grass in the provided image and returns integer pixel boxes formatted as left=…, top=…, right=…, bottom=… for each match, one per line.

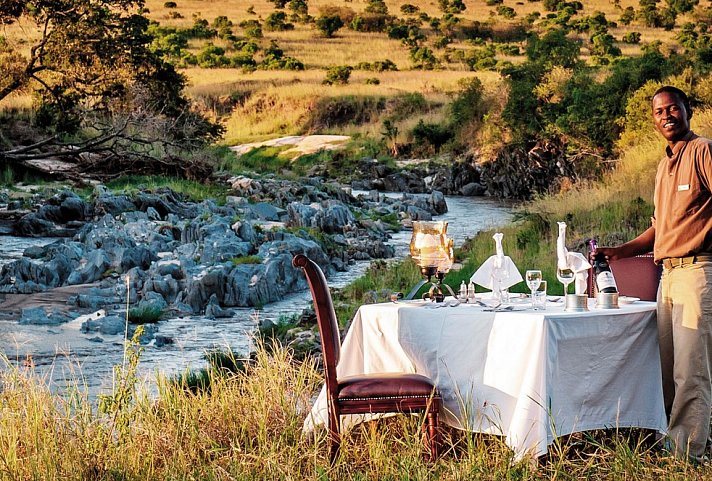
left=0, top=342, right=708, bottom=480
left=184, top=69, right=499, bottom=143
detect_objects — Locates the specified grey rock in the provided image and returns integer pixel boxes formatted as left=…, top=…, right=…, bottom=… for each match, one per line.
left=205, top=294, right=234, bottom=318
left=154, top=335, right=174, bottom=347
left=119, top=246, right=157, bottom=273
left=247, top=202, right=288, bottom=222
left=81, top=315, right=125, bottom=335
left=146, top=207, right=161, bottom=221
left=94, top=194, right=136, bottom=216
left=67, top=250, right=110, bottom=285
left=459, top=182, right=485, bottom=196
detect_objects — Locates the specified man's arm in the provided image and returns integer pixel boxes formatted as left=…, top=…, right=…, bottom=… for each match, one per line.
left=596, top=226, right=655, bottom=261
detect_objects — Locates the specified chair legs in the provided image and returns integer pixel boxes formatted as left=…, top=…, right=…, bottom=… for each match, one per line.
left=327, top=405, right=440, bottom=463
left=328, top=410, right=341, bottom=464
left=426, top=409, right=440, bottom=461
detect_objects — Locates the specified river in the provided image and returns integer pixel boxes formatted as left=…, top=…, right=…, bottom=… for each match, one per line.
left=0, top=194, right=513, bottom=395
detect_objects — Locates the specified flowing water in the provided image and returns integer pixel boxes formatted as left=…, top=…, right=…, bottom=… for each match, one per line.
left=0, top=195, right=513, bottom=395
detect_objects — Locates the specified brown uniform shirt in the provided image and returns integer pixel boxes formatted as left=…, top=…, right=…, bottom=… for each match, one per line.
left=653, top=131, right=712, bottom=262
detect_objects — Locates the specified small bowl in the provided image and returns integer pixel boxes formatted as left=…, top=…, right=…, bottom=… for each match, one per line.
left=597, top=292, right=619, bottom=309
left=564, top=294, right=589, bottom=312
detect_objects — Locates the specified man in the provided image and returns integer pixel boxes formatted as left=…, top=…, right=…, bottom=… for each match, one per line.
left=596, top=86, right=712, bottom=462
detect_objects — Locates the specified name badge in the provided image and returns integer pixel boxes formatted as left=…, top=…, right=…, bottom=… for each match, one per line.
left=678, top=184, right=690, bottom=191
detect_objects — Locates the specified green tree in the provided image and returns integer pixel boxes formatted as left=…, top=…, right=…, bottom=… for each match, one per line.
left=265, top=11, right=294, bottom=31
left=0, top=0, right=219, bottom=178
left=365, top=0, right=389, bottom=15
left=315, top=14, right=344, bottom=37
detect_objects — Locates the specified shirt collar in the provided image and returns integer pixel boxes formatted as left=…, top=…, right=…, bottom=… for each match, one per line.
left=665, top=130, right=697, bottom=158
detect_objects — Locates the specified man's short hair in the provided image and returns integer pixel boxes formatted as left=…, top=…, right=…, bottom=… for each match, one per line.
left=653, top=85, right=692, bottom=115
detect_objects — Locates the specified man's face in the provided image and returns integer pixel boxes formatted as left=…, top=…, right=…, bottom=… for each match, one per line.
left=652, top=91, right=691, bottom=143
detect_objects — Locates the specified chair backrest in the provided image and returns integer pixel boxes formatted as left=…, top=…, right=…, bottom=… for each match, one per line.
left=292, top=254, right=340, bottom=395
left=587, top=253, right=661, bottom=301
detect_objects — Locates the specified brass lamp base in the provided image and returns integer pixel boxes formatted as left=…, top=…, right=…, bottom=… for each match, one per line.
left=404, top=267, right=456, bottom=302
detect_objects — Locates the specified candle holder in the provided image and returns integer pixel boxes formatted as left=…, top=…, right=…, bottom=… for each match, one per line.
left=405, top=221, right=457, bottom=302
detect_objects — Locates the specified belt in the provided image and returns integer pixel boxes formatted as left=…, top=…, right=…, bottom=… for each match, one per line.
left=662, top=254, right=712, bottom=269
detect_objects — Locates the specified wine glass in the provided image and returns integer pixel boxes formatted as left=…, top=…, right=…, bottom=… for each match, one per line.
left=525, top=270, right=543, bottom=309
left=556, top=267, right=575, bottom=295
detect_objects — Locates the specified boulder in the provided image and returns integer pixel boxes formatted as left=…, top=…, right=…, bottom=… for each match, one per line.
left=67, top=250, right=111, bottom=285
left=94, top=194, right=136, bottom=216
left=119, top=246, right=157, bottom=273
left=247, top=202, right=288, bottom=222
left=19, top=307, right=70, bottom=325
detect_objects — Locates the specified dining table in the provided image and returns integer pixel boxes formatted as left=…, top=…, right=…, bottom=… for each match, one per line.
left=304, top=295, right=668, bottom=459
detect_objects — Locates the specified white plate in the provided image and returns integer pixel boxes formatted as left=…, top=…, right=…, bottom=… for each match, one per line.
left=618, top=296, right=640, bottom=304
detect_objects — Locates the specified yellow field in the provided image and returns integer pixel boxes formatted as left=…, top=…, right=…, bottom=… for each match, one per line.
left=183, top=68, right=501, bottom=143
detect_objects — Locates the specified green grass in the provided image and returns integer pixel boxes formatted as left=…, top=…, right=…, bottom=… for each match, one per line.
left=231, top=255, right=263, bottom=265
left=128, top=305, right=165, bottom=324
left=104, top=175, right=229, bottom=204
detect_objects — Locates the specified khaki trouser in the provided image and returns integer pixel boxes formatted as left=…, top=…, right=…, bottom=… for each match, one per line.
left=658, top=260, right=712, bottom=460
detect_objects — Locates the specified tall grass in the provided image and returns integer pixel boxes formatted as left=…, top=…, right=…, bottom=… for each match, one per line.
left=0, top=342, right=706, bottom=479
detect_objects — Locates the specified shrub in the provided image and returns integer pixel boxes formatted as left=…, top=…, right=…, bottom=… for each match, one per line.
left=365, top=0, right=389, bottom=14
left=128, top=305, right=164, bottom=324
left=230, top=52, right=257, bottom=69
left=623, top=31, right=642, bottom=43
left=350, top=13, right=393, bottom=32
left=190, top=16, right=217, bottom=38
left=410, top=46, right=439, bottom=69
left=197, top=43, right=230, bottom=68
left=410, top=120, right=453, bottom=153
left=315, top=14, right=344, bottom=37
left=496, top=5, right=517, bottom=18
left=163, top=1, right=177, bottom=7
left=323, top=65, right=353, bottom=85
left=400, top=3, right=420, bottom=14
left=259, top=41, right=304, bottom=70
left=239, top=19, right=263, bottom=38
left=365, top=77, right=380, bottom=84
left=318, top=5, right=357, bottom=23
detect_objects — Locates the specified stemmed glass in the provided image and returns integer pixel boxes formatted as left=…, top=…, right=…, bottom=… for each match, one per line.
left=556, top=267, right=575, bottom=296
left=525, top=270, right=543, bottom=309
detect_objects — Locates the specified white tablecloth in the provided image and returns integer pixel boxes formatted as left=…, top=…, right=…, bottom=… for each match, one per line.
left=305, top=297, right=667, bottom=458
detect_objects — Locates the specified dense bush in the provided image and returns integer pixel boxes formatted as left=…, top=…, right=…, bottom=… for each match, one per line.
left=323, top=65, right=353, bottom=85
left=410, top=120, right=453, bottom=153
left=265, top=11, right=294, bottom=31
left=315, top=14, right=344, bottom=37
left=351, top=12, right=394, bottom=32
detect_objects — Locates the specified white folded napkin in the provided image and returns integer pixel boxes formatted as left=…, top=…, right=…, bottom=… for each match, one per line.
left=556, top=222, right=592, bottom=295
left=470, top=233, right=523, bottom=290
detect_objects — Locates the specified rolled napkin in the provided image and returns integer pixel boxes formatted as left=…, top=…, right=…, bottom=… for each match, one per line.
left=556, top=222, right=592, bottom=295
left=470, top=232, right=523, bottom=290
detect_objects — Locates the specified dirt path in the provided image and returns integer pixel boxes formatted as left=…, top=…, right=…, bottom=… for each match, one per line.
left=230, top=134, right=350, bottom=158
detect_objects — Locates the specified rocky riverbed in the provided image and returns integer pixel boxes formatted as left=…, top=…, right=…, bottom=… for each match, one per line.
left=1, top=175, right=512, bottom=393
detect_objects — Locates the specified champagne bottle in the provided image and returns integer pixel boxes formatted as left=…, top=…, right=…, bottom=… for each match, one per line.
left=587, top=239, right=618, bottom=294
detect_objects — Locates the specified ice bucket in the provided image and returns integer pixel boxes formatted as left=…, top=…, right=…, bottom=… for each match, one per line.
left=564, top=294, right=589, bottom=312
left=596, top=292, right=619, bottom=309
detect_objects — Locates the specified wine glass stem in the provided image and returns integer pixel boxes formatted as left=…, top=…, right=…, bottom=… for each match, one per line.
left=531, top=289, right=536, bottom=309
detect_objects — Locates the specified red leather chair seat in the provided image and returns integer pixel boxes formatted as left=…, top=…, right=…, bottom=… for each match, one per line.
left=338, top=373, right=436, bottom=399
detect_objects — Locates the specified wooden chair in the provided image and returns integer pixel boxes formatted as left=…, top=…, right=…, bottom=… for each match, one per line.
left=587, top=254, right=661, bottom=301
left=292, top=254, right=440, bottom=463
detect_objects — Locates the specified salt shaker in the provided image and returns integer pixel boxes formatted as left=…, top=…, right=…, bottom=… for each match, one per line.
left=459, top=281, right=467, bottom=300
left=468, top=281, right=476, bottom=302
